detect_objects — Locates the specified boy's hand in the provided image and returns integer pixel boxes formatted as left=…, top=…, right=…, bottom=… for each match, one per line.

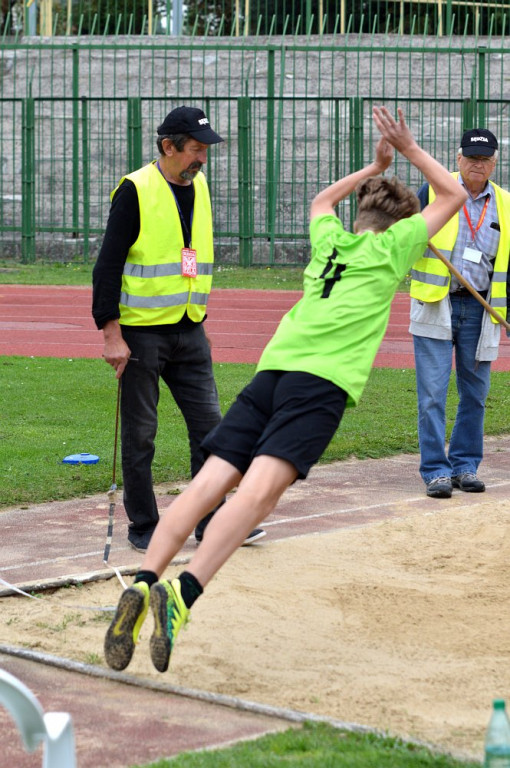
left=373, top=106, right=417, bottom=155
left=374, top=137, right=394, bottom=173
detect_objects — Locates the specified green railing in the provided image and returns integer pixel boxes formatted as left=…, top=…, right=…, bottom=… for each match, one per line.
left=1, top=37, right=509, bottom=264
left=2, top=1, right=510, bottom=38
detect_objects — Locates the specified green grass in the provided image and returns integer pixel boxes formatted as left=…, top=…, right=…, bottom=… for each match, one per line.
left=0, top=259, right=95, bottom=286
left=2, top=355, right=510, bottom=509
left=130, top=722, right=479, bottom=768
left=0, top=258, right=305, bottom=290
left=0, top=357, right=252, bottom=508
left=0, top=256, right=410, bottom=292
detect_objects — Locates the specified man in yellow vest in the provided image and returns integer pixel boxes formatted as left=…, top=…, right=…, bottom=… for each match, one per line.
left=410, top=128, right=510, bottom=498
left=92, top=106, right=265, bottom=551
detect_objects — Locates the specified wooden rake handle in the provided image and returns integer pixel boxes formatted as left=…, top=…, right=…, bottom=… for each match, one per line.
left=426, top=241, right=510, bottom=333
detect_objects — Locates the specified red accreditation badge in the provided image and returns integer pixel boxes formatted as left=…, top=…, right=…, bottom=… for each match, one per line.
left=181, top=248, right=197, bottom=278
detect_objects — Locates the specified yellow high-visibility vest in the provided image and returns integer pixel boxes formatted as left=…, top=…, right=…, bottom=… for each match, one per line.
left=116, top=162, right=215, bottom=326
left=410, top=172, right=510, bottom=322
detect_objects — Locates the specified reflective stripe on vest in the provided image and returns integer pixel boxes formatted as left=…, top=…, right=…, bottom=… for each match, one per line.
left=410, top=174, right=458, bottom=301
left=410, top=173, right=510, bottom=323
left=120, top=290, right=210, bottom=308
left=123, top=262, right=214, bottom=279
left=116, top=163, right=214, bottom=326
left=489, top=186, right=510, bottom=321
left=411, top=268, right=450, bottom=287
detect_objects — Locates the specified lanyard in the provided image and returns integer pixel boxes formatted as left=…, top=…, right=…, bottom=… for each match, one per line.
left=463, top=195, right=490, bottom=243
left=156, top=161, right=193, bottom=247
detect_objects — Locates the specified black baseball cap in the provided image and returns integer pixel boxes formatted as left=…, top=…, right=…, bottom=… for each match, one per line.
left=157, top=106, right=224, bottom=144
left=460, top=128, right=498, bottom=157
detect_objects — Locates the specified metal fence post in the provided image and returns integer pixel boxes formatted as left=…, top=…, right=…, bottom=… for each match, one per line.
left=72, top=44, right=80, bottom=237
left=445, top=0, right=453, bottom=34
left=81, top=97, right=90, bottom=261
left=477, top=46, right=486, bottom=128
left=462, top=97, right=476, bottom=133
left=21, top=96, right=35, bottom=263
left=267, top=46, right=286, bottom=265
left=237, top=96, right=253, bottom=267
left=127, top=97, right=143, bottom=172
left=265, top=47, right=275, bottom=240
left=334, top=99, right=341, bottom=183
left=349, top=97, right=363, bottom=230
left=305, top=0, right=313, bottom=33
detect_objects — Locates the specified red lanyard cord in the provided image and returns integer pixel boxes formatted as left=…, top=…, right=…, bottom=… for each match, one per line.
left=463, top=195, right=490, bottom=242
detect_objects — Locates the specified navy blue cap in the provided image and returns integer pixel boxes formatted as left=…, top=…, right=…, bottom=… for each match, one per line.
left=157, top=107, right=224, bottom=144
left=460, top=128, right=498, bottom=157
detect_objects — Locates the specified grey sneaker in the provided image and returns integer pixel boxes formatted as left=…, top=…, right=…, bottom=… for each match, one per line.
left=452, top=472, right=485, bottom=493
left=241, top=528, right=266, bottom=546
left=196, top=527, right=266, bottom=546
left=426, top=476, right=452, bottom=498
left=127, top=528, right=154, bottom=553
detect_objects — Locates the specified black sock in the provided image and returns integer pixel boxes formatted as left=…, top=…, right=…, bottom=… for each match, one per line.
left=178, top=571, right=204, bottom=609
left=134, top=570, right=158, bottom=587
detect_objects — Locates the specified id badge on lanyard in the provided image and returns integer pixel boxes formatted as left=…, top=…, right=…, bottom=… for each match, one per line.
left=462, top=197, right=489, bottom=265
left=181, top=248, right=197, bottom=277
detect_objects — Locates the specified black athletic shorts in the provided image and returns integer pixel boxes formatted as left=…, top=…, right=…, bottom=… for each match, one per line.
left=201, top=370, right=348, bottom=479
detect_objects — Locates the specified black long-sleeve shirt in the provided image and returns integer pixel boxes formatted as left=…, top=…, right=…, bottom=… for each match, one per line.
left=92, top=177, right=197, bottom=332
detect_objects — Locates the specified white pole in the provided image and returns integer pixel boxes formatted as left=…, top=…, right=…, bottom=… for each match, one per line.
left=26, top=0, right=37, bottom=35
left=172, top=0, right=183, bottom=35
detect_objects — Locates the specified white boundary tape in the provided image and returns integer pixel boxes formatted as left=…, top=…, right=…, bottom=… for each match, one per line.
left=0, top=576, right=115, bottom=612
left=0, top=556, right=190, bottom=598
left=105, top=563, right=128, bottom=591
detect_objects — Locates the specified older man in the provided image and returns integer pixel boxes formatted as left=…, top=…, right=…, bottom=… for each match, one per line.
left=410, top=128, right=510, bottom=498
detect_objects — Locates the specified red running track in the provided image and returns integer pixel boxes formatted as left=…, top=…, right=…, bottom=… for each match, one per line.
left=0, top=284, right=509, bottom=369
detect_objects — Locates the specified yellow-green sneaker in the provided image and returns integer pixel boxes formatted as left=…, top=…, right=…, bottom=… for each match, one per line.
left=149, top=579, right=190, bottom=673
left=104, top=582, right=150, bottom=671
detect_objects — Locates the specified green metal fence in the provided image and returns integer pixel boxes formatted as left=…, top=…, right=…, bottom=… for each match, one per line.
left=1, top=36, right=509, bottom=265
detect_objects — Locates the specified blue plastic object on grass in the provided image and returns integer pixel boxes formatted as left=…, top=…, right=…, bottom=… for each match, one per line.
left=62, top=453, right=100, bottom=465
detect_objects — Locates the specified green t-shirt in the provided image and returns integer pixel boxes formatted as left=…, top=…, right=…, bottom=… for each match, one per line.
left=257, top=212, right=428, bottom=406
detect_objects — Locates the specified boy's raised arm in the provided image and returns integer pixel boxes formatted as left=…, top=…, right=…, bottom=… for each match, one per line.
left=310, top=137, right=394, bottom=219
left=373, top=106, right=468, bottom=238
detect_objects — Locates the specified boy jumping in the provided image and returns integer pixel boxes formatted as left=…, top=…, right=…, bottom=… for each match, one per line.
left=104, top=106, right=468, bottom=673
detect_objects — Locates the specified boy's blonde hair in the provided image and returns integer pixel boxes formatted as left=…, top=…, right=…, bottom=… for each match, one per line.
left=355, top=176, right=420, bottom=233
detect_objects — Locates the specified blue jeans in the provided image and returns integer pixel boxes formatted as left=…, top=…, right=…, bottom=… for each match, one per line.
left=413, top=294, right=492, bottom=484
left=120, top=325, right=222, bottom=534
